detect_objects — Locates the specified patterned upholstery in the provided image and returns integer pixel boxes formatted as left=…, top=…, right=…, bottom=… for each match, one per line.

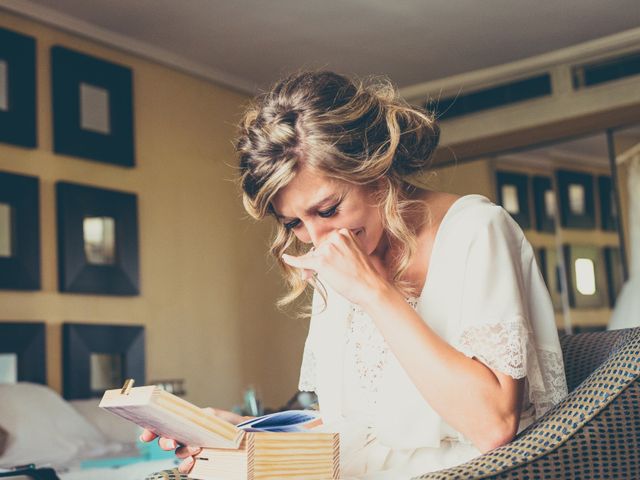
left=145, top=328, right=640, bottom=480
left=145, top=467, right=184, bottom=480
left=413, top=327, right=640, bottom=479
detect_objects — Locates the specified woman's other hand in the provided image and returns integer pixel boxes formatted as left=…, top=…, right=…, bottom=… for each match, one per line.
left=282, top=228, right=390, bottom=305
left=139, top=407, right=252, bottom=474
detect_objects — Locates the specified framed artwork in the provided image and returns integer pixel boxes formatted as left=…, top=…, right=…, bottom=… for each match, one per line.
left=532, top=176, right=556, bottom=233
left=496, top=171, right=531, bottom=229
left=63, top=323, right=145, bottom=399
left=51, top=46, right=135, bottom=166
left=598, top=176, right=618, bottom=232
left=0, top=26, right=37, bottom=148
left=556, top=170, right=595, bottom=229
left=537, top=247, right=563, bottom=311
left=56, top=181, right=139, bottom=295
left=0, top=322, right=46, bottom=385
left=0, top=171, right=40, bottom=290
left=563, top=245, right=607, bottom=309
left=603, top=247, right=624, bottom=308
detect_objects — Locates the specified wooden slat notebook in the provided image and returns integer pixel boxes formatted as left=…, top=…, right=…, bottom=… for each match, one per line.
left=99, top=384, right=340, bottom=480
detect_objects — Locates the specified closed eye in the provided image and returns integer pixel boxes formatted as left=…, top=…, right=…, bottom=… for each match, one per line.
left=282, top=200, right=342, bottom=230
left=283, top=219, right=301, bottom=230
left=318, top=204, right=339, bottom=218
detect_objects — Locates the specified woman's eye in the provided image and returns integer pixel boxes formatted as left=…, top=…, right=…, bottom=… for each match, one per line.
left=318, top=205, right=339, bottom=218
left=284, top=219, right=301, bottom=230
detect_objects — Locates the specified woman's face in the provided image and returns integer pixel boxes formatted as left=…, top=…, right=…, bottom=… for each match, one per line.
left=271, top=166, right=386, bottom=256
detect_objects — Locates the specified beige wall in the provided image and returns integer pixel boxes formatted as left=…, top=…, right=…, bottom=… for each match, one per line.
left=0, top=11, right=308, bottom=410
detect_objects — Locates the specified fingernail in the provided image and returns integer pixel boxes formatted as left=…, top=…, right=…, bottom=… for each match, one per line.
left=170, top=440, right=177, bottom=449
left=188, top=446, right=200, bottom=454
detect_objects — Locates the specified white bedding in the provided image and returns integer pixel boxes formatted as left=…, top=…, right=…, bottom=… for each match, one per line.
left=58, top=459, right=177, bottom=480
left=0, top=383, right=179, bottom=479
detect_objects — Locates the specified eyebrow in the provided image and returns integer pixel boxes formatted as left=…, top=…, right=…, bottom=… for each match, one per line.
left=274, top=193, right=342, bottom=221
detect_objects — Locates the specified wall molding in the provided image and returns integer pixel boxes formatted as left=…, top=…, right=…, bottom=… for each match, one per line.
left=400, top=27, right=640, bottom=102
left=0, top=0, right=256, bottom=95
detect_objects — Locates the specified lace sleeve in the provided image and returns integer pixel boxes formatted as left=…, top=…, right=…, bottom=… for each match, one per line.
left=298, top=342, right=317, bottom=392
left=455, top=208, right=568, bottom=420
left=457, top=317, right=567, bottom=418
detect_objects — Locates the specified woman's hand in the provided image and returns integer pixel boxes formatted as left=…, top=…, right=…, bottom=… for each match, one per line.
left=282, top=228, right=390, bottom=306
left=139, top=408, right=251, bottom=474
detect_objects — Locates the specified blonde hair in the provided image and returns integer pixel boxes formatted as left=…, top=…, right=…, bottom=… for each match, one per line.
left=236, top=71, right=440, bottom=308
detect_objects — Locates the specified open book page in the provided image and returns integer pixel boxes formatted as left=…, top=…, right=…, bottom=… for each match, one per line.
left=236, top=410, right=322, bottom=432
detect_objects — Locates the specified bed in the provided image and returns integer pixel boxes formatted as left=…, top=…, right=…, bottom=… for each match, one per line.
left=0, top=322, right=178, bottom=479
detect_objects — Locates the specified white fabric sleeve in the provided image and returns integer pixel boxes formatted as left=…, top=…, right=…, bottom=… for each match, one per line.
left=298, top=288, right=322, bottom=392
left=454, top=207, right=567, bottom=420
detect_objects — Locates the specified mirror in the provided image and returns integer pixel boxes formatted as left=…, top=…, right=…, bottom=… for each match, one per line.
left=0, top=59, right=7, bottom=111
left=79, top=82, right=111, bottom=135
left=83, top=216, right=116, bottom=265
left=424, top=129, right=629, bottom=333
left=0, top=202, right=13, bottom=258
left=0, top=353, right=18, bottom=384
left=90, top=353, right=122, bottom=391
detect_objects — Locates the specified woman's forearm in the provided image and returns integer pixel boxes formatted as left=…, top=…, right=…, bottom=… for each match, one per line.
left=362, top=283, right=522, bottom=452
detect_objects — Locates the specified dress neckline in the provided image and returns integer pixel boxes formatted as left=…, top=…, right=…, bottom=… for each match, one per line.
left=412, top=194, right=487, bottom=306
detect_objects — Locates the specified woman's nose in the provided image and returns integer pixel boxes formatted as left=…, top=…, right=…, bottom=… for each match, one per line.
left=305, top=221, right=331, bottom=247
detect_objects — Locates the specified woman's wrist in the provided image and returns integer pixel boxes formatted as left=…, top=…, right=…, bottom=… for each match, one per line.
left=359, top=277, right=402, bottom=313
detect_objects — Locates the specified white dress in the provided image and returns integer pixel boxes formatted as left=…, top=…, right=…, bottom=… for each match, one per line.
left=299, top=194, right=569, bottom=479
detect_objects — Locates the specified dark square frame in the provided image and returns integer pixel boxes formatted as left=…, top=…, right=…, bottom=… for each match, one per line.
left=496, top=171, right=531, bottom=229
left=63, top=323, right=145, bottom=399
left=598, top=176, right=618, bottom=232
left=0, top=171, right=40, bottom=290
left=556, top=170, right=595, bottom=229
left=603, top=247, right=624, bottom=308
left=563, top=244, right=607, bottom=309
left=51, top=46, right=135, bottom=167
left=537, top=247, right=562, bottom=311
left=56, top=181, right=139, bottom=295
left=0, top=322, right=46, bottom=384
left=532, top=176, right=556, bottom=233
left=0, top=27, right=37, bottom=148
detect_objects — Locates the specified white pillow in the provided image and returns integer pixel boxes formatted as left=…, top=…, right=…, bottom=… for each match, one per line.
left=0, top=383, right=108, bottom=468
left=70, top=398, right=141, bottom=445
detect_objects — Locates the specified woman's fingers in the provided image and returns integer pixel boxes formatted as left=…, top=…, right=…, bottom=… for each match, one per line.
left=175, top=445, right=201, bottom=459
left=282, top=252, right=318, bottom=270
left=158, top=436, right=178, bottom=450
left=139, top=429, right=157, bottom=443
left=177, top=456, right=195, bottom=474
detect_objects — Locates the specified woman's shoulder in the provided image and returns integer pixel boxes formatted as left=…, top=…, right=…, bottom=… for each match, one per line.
left=418, top=192, right=526, bottom=258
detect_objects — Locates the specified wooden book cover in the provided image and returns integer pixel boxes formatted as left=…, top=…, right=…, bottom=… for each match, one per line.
left=99, top=385, right=340, bottom=479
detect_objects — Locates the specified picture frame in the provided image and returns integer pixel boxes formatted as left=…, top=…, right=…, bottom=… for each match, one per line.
left=556, top=170, right=595, bottom=229
left=532, top=176, right=556, bottom=233
left=0, top=171, right=40, bottom=290
left=563, top=244, right=607, bottom=309
left=495, top=171, right=531, bottom=229
left=0, top=26, right=37, bottom=148
left=0, top=322, right=46, bottom=384
left=56, top=181, right=139, bottom=295
left=603, top=247, right=624, bottom=308
left=63, top=323, right=145, bottom=399
left=537, top=247, right=563, bottom=311
left=51, top=46, right=135, bottom=167
left=598, top=176, right=618, bottom=232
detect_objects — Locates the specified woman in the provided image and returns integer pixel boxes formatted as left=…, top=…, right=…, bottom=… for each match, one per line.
left=144, top=71, right=568, bottom=479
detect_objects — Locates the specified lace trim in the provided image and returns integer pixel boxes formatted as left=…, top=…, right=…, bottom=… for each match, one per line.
left=298, top=343, right=317, bottom=392
left=298, top=297, right=419, bottom=395
left=457, top=318, right=568, bottom=418
left=344, top=297, right=419, bottom=412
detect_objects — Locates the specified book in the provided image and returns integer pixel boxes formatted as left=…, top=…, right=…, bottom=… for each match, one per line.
left=99, top=385, right=339, bottom=479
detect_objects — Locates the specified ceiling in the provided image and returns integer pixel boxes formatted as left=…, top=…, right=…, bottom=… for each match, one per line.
left=7, top=0, right=640, bottom=94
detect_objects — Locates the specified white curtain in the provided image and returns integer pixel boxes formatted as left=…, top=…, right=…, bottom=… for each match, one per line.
left=609, top=151, right=640, bottom=330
